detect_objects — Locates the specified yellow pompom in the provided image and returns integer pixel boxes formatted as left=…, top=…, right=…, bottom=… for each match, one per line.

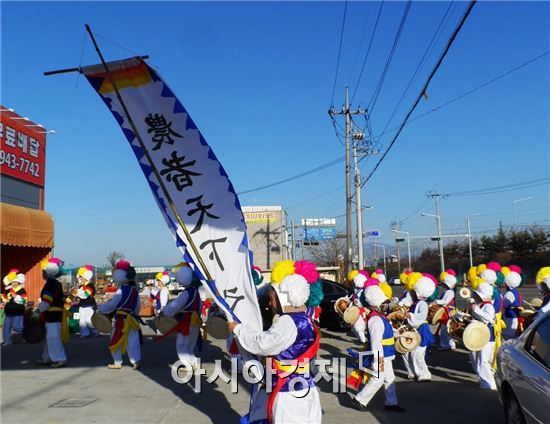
left=399, top=272, right=409, bottom=284
left=467, top=266, right=478, bottom=284
left=155, top=272, right=164, bottom=281
left=470, top=276, right=484, bottom=290
left=439, top=271, right=448, bottom=282
left=347, top=270, right=359, bottom=282
left=476, top=264, right=487, bottom=275
left=40, top=259, right=49, bottom=271
left=380, top=281, right=393, bottom=298
left=7, top=271, right=17, bottom=281
left=500, top=266, right=510, bottom=277
left=405, top=272, right=422, bottom=291
left=271, top=260, right=295, bottom=285
left=536, top=267, right=550, bottom=284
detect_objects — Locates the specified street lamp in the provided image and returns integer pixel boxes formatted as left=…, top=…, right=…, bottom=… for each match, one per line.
left=465, top=213, right=480, bottom=268
left=512, top=197, right=532, bottom=228
left=373, top=244, right=387, bottom=275
left=421, top=212, right=445, bottom=272
left=392, top=229, right=411, bottom=270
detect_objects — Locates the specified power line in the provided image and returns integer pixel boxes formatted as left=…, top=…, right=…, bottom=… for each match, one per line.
left=376, top=49, right=549, bottom=140
left=380, top=1, right=455, bottom=136
left=443, top=177, right=550, bottom=197
left=350, top=0, right=385, bottom=104
left=330, top=0, right=349, bottom=106
left=362, top=0, right=477, bottom=187
left=367, top=0, right=412, bottom=117
left=237, top=156, right=344, bottom=195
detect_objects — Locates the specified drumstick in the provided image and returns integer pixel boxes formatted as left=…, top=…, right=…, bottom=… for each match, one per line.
left=522, top=300, right=535, bottom=311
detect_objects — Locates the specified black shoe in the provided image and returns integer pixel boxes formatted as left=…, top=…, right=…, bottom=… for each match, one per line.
left=385, top=405, right=405, bottom=412
left=347, top=393, right=367, bottom=411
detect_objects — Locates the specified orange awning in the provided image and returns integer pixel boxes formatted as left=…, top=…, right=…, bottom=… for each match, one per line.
left=1, top=202, right=54, bottom=248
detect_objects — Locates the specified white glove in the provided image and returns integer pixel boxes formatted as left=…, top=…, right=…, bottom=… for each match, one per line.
left=38, top=301, right=49, bottom=313
left=14, top=295, right=23, bottom=304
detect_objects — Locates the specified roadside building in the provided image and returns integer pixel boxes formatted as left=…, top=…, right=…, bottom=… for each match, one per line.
left=0, top=106, right=53, bottom=303
left=242, top=206, right=289, bottom=270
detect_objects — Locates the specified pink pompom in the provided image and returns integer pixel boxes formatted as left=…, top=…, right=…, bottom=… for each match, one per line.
left=84, top=265, right=94, bottom=271
left=422, top=273, right=437, bottom=285
left=294, top=260, right=319, bottom=283
left=252, top=265, right=263, bottom=273
left=445, top=269, right=456, bottom=276
left=486, top=262, right=501, bottom=272
left=509, top=265, right=522, bottom=274
left=116, top=260, right=131, bottom=271
left=364, top=277, right=380, bottom=288
left=375, top=269, right=384, bottom=275
left=8, top=268, right=20, bottom=274
left=50, top=258, right=62, bottom=266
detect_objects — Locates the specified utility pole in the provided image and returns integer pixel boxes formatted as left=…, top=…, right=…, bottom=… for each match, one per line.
left=391, top=221, right=401, bottom=274
left=426, top=189, right=445, bottom=273
left=329, top=87, right=368, bottom=274
left=290, top=220, right=295, bottom=260
left=466, top=217, right=473, bottom=268
left=353, top=136, right=363, bottom=270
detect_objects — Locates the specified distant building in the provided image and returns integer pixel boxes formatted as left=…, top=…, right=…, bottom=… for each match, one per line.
left=242, top=206, right=289, bottom=270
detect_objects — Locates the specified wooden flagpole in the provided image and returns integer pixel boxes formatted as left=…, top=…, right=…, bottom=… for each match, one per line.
left=81, top=25, right=222, bottom=299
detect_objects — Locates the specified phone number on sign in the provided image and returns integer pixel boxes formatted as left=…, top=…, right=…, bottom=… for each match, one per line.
left=0, top=150, right=40, bottom=177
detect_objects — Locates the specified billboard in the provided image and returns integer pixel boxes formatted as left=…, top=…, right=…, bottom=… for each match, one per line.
left=0, top=108, right=46, bottom=187
left=304, top=226, right=337, bottom=244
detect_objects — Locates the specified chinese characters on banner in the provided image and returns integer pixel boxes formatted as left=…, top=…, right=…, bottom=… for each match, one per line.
left=82, top=58, right=262, bottom=331
left=0, top=109, right=46, bottom=187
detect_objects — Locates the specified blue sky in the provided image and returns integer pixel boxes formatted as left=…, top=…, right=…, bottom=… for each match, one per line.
left=2, top=1, right=549, bottom=267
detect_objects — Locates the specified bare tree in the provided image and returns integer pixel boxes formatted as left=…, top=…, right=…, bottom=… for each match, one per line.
left=106, top=251, right=125, bottom=270
left=306, top=238, right=346, bottom=282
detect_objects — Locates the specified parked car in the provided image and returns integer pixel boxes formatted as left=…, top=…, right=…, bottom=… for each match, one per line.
left=496, top=311, right=550, bottom=424
left=257, top=279, right=352, bottom=331
left=319, top=279, right=353, bottom=330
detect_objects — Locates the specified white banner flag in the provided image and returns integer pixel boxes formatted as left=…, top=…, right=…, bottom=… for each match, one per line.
left=82, top=57, right=262, bottom=331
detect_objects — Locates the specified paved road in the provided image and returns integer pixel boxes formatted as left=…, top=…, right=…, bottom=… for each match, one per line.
left=1, top=317, right=507, bottom=424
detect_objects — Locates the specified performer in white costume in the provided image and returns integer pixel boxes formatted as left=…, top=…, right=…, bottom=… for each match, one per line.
left=151, top=271, right=170, bottom=314
left=470, top=282, right=497, bottom=390
left=229, top=260, right=322, bottom=424
left=99, top=260, right=142, bottom=370
left=76, top=265, right=99, bottom=338
left=349, top=270, right=369, bottom=344
left=402, top=273, right=435, bottom=382
left=36, top=258, right=68, bottom=367
left=501, top=265, right=523, bottom=339
left=435, top=269, right=457, bottom=350
left=349, top=285, right=404, bottom=412
left=2, top=270, right=26, bottom=345
left=162, top=263, right=202, bottom=370
left=536, top=267, right=550, bottom=314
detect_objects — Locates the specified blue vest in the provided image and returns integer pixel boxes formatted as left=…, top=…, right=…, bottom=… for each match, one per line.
left=493, top=290, right=503, bottom=314
left=116, top=284, right=139, bottom=312
left=410, top=301, right=435, bottom=348
left=539, top=294, right=550, bottom=311
left=273, top=313, right=316, bottom=393
left=367, top=311, right=395, bottom=358
left=504, top=288, right=522, bottom=319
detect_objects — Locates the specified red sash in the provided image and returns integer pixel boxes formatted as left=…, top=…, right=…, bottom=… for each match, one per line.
left=266, top=319, right=320, bottom=424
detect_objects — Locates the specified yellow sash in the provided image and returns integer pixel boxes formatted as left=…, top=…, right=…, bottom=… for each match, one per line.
left=109, top=311, right=141, bottom=354
left=49, top=306, right=70, bottom=343
left=492, top=311, right=506, bottom=369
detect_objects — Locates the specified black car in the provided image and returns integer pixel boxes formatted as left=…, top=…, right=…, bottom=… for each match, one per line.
left=319, top=279, right=354, bottom=330
left=257, top=279, right=352, bottom=331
